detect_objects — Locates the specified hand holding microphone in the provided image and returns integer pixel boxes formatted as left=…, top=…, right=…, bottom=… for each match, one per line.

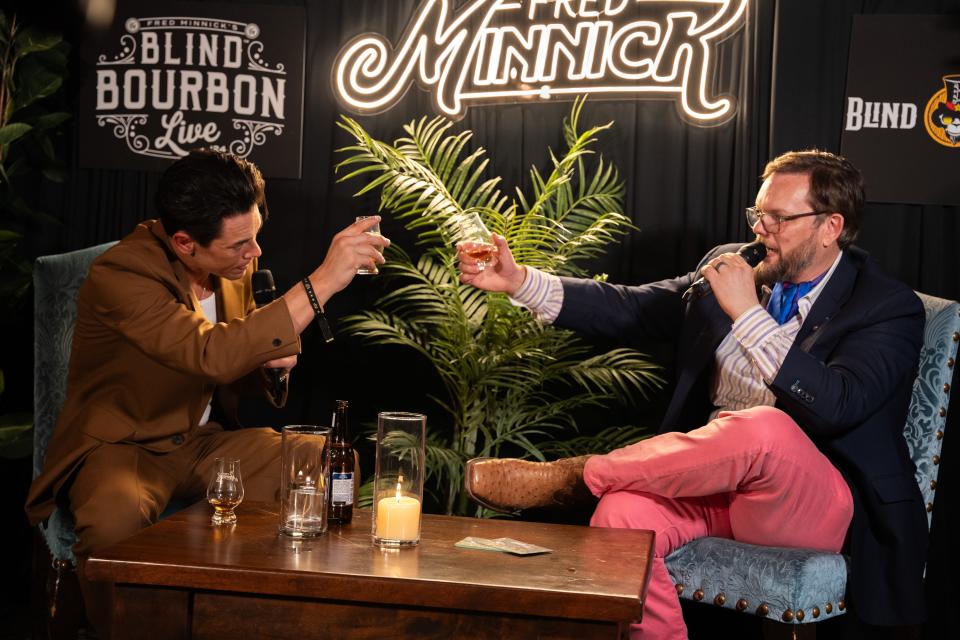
left=682, top=241, right=766, bottom=301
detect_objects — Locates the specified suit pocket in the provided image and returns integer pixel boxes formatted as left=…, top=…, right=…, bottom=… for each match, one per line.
left=871, top=472, right=919, bottom=504
left=80, top=407, right=136, bottom=443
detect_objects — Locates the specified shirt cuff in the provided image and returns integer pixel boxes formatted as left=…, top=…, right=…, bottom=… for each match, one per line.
left=509, top=266, right=564, bottom=324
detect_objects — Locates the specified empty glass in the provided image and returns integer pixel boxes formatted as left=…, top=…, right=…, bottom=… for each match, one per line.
left=356, top=215, right=383, bottom=274
left=207, top=458, right=244, bottom=525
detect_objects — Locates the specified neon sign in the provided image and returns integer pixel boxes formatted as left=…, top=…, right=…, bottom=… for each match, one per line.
left=333, top=0, right=749, bottom=124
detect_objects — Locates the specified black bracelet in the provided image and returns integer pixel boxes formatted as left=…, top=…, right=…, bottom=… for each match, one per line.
left=301, top=277, right=334, bottom=343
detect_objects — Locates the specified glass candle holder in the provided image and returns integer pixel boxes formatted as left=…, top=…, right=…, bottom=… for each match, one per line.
left=279, top=425, right=331, bottom=538
left=372, top=412, right=426, bottom=547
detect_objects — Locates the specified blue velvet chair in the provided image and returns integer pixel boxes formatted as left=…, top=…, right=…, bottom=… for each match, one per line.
left=34, top=241, right=119, bottom=566
left=664, top=292, right=959, bottom=632
left=32, top=242, right=117, bottom=624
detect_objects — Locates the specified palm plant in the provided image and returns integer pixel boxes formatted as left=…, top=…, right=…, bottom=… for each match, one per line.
left=0, top=12, right=69, bottom=458
left=0, top=11, right=70, bottom=306
left=337, top=99, right=664, bottom=516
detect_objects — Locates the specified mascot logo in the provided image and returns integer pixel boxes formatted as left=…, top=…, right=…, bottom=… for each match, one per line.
left=924, top=75, right=960, bottom=148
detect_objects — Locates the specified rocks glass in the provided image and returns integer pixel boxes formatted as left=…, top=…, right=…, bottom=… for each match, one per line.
left=372, top=412, right=426, bottom=547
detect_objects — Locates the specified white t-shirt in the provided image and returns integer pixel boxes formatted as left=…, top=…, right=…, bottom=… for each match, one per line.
left=197, top=293, right=218, bottom=426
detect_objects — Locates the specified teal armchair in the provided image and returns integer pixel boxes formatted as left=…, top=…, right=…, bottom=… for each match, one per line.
left=664, top=292, right=959, bottom=632
left=33, top=242, right=117, bottom=629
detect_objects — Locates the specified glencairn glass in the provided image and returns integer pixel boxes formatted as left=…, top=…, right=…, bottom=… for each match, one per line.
left=455, top=212, right=497, bottom=271
left=207, top=458, right=244, bottom=525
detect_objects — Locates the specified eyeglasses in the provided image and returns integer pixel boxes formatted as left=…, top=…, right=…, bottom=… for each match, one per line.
left=745, top=206, right=828, bottom=234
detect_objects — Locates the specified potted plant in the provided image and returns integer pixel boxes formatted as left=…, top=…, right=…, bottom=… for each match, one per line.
left=337, top=99, right=664, bottom=516
left=0, top=11, right=70, bottom=457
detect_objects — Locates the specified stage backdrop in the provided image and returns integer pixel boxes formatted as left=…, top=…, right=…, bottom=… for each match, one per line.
left=13, top=1, right=959, bottom=635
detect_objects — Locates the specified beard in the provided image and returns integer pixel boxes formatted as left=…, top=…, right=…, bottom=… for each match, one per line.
left=756, top=234, right=819, bottom=286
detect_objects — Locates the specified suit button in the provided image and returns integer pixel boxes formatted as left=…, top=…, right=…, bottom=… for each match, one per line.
left=272, top=338, right=282, bottom=347
left=172, top=434, right=185, bottom=445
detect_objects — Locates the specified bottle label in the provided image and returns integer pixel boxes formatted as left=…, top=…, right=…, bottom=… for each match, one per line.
left=331, top=472, right=354, bottom=505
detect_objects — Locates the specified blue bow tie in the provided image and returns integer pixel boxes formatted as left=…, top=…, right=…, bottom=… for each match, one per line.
left=766, top=273, right=827, bottom=325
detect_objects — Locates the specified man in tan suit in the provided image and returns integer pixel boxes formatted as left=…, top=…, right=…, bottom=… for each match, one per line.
left=25, top=150, right=386, bottom=635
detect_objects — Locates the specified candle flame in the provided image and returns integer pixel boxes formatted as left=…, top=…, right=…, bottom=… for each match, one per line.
left=395, top=473, right=404, bottom=502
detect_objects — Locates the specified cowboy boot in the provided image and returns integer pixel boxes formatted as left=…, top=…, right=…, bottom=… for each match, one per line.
left=464, top=456, right=595, bottom=513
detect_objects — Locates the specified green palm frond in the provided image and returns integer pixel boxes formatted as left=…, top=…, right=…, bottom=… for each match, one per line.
left=337, top=98, right=664, bottom=515
left=539, top=425, right=654, bottom=458
left=566, top=348, right=666, bottom=404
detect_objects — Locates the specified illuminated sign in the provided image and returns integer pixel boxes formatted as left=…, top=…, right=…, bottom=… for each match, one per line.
left=79, top=0, right=305, bottom=177
left=333, top=0, right=748, bottom=124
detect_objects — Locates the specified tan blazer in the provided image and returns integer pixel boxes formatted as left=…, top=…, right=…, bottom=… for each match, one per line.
left=26, top=220, right=300, bottom=525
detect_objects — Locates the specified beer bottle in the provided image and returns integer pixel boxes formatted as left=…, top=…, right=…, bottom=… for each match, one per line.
left=328, top=399, right=355, bottom=524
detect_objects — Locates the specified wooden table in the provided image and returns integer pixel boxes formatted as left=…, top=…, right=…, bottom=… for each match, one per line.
left=86, top=501, right=654, bottom=639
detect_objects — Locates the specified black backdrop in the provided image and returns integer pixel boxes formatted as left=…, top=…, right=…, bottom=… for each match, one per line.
left=4, top=0, right=958, bottom=636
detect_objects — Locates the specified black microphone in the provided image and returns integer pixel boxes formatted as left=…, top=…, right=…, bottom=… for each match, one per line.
left=252, top=269, right=284, bottom=396
left=682, top=242, right=767, bottom=302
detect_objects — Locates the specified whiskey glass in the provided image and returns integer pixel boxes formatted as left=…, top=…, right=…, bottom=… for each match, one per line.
left=455, top=212, right=497, bottom=272
left=207, top=458, right=244, bottom=525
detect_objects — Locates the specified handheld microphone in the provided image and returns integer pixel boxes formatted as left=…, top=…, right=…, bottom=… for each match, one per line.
left=682, top=242, right=767, bottom=302
left=252, top=269, right=284, bottom=396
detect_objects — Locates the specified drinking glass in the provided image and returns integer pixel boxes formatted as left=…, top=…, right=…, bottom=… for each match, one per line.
left=207, top=458, right=244, bottom=525
left=455, top=212, right=497, bottom=271
left=356, top=215, right=383, bottom=274
left=279, top=425, right=332, bottom=538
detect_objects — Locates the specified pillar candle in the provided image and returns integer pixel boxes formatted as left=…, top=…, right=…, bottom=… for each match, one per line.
left=376, top=495, right=421, bottom=541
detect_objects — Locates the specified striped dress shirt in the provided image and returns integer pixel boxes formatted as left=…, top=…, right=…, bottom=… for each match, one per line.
left=511, top=252, right=843, bottom=417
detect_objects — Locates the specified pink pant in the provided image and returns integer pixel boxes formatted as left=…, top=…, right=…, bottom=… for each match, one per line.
left=584, top=406, right=853, bottom=640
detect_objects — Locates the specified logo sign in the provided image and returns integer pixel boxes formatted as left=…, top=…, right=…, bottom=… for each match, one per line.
left=79, top=0, right=305, bottom=178
left=841, top=16, right=960, bottom=205
left=333, top=0, right=748, bottom=125
left=923, top=75, right=960, bottom=148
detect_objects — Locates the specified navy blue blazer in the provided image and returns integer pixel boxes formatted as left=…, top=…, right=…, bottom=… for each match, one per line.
left=556, top=244, right=927, bottom=626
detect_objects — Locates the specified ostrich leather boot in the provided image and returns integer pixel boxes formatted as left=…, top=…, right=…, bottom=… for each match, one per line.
left=464, top=456, right=595, bottom=512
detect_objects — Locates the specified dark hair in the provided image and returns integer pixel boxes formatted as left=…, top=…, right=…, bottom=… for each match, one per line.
left=762, top=150, right=863, bottom=250
left=156, top=149, right=266, bottom=247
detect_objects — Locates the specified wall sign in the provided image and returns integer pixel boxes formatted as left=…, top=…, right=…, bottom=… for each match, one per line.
left=333, top=0, right=748, bottom=125
left=841, top=15, right=960, bottom=206
left=79, top=0, right=305, bottom=178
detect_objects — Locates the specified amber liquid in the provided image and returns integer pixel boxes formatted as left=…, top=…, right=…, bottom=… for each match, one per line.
left=208, top=496, right=242, bottom=514
left=462, top=242, right=497, bottom=263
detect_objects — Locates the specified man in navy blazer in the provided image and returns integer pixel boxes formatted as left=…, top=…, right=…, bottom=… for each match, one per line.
left=460, top=150, right=926, bottom=638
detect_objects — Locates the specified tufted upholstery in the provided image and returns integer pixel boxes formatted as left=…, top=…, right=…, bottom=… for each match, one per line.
left=664, top=292, right=960, bottom=625
left=33, top=241, right=117, bottom=564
